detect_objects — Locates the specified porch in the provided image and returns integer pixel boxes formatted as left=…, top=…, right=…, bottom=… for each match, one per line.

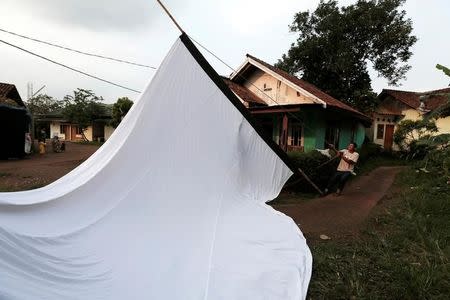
left=249, top=105, right=368, bottom=153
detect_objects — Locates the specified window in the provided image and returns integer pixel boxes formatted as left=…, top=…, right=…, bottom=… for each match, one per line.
left=296, top=91, right=301, bottom=97
left=263, top=83, right=272, bottom=91
left=59, top=125, right=66, bottom=134
left=377, top=124, right=385, bottom=139
left=76, top=126, right=83, bottom=135
left=325, top=123, right=340, bottom=149
left=288, top=121, right=302, bottom=146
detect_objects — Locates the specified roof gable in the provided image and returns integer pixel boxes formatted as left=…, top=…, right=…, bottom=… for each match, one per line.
left=380, top=88, right=450, bottom=112
left=222, top=77, right=267, bottom=106
left=230, top=55, right=368, bottom=119
left=0, top=82, right=25, bottom=107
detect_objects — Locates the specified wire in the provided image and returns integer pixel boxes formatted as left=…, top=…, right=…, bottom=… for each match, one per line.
left=0, top=28, right=157, bottom=69
left=189, top=34, right=336, bottom=148
left=0, top=38, right=142, bottom=94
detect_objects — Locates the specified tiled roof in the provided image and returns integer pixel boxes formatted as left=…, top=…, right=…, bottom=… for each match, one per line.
left=245, top=54, right=369, bottom=119
left=222, top=77, right=267, bottom=105
left=0, top=82, right=25, bottom=107
left=0, top=82, right=15, bottom=97
left=381, top=88, right=450, bottom=111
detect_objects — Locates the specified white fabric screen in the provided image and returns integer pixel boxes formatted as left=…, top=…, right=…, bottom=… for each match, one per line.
left=0, top=35, right=312, bottom=300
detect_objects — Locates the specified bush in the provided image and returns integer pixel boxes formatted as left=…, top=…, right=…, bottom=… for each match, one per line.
left=358, top=142, right=382, bottom=162
left=287, top=150, right=338, bottom=192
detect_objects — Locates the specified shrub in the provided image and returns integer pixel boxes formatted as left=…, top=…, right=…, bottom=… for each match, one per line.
left=358, top=142, right=382, bottom=162
left=287, top=150, right=338, bottom=192
left=393, top=119, right=438, bottom=152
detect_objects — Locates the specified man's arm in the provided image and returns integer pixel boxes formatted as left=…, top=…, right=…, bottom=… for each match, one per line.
left=342, top=156, right=356, bottom=165
left=328, top=144, right=342, bottom=157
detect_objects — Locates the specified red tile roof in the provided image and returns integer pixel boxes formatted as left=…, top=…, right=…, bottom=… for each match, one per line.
left=245, top=54, right=369, bottom=119
left=0, top=82, right=25, bottom=107
left=0, top=82, right=15, bottom=97
left=381, top=88, right=450, bottom=111
left=222, top=77, right=267, bottom=105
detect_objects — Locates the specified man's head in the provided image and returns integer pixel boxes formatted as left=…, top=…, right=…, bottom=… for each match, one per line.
left=347, top=142, right=357, bottom=152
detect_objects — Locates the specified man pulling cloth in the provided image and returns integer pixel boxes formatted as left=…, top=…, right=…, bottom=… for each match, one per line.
left=324, top=142, right=359, bottom=196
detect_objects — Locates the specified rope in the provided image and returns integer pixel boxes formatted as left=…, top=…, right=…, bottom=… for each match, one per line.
left=0, top=39, right=142, bottom=94
left=0, top=28, right=156, bottom=69
left=189, top=34, right=338, bottom=148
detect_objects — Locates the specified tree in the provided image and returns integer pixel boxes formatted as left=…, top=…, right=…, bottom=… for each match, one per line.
left=432, top=64, right=450, bottom=118
left=62, top=89, right=104, bottom=141
left=276, top=0, right=417, bottom=112
left=111, top=97, right=133, bottom=128
left=393, top=119, right=437, bottom=152
left=26, top=94, right=63, bottom=115
left=436, top=64, right=450, bottom=78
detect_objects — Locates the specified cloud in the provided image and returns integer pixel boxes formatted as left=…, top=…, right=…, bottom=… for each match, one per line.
left=3, top=0, right=185, bottom=32
left=218, top=0, right=316, bottom=36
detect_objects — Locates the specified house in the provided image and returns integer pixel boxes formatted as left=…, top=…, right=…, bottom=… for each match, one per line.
left=0, top=82, right=31, bottom=158
left=34, top=104, right=115, bottom=142
left=372, top=88, right=450, bottom=150
left=224, top=54, right=371, bottom=152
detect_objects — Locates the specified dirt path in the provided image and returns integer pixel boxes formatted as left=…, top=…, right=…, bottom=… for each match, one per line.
left=0, top=142, right=99, bottom=191
left=2, top=146, right=403, bottom=239
left=273, top=166, right=405, bottom=241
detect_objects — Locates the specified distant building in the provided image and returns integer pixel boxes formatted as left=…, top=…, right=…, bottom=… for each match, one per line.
left=224, top=55, right=371, bottom=152
left=34, top=104, right=115, bottom=142
left=372, top=88, right=450, bottom=150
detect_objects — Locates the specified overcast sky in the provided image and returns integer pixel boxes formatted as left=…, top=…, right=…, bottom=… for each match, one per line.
left=1, top=0, right=449, bottom=103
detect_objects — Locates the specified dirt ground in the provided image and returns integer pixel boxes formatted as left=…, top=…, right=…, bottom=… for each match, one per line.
left=0, top=142, right=99, bottom=191
left=1, top=145, right=403, bottom=242
left=273, top=166, right=404, bottom=241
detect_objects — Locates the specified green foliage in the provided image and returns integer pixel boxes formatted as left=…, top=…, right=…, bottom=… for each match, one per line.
left=358, top=142, right=382, bottom=162
left=431, top=64, right=450, bottom=118
left=62, top=89, right=103, bottom=140
left=393, top=119, right=438, bottom=152
left=436, top=64, right=450, bottom=77
left=26, top=94, right=63, bottom=115
left=416, top=134, right=450, bottom=178
left=308, top=170, right=450, bottom=299
left=287, top=143, right=384, bottom=191
left=288, top=150, right=339, bottom=191
left=111, top=97, right=133, bottom=128
left=276, top=0, right=417, bottom=112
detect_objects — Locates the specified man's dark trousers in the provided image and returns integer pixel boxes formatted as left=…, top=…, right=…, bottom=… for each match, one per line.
left=326, top=171, right=352, bottom=192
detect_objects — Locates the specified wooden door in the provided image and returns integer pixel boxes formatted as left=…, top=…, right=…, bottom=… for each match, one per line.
left=71, top=126, right=77, bottom=141
left=384, top=125, right=395, bottom=150
left=279, top=114, right=288, bottom=152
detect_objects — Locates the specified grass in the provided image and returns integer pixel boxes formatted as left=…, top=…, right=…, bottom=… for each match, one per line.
left=307, top=168, right=450, bottom=299
left=355, top=154, right=408, bottom=175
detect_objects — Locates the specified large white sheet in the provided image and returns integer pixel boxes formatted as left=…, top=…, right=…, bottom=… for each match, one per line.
left=0, top=34, right=312, bottom=299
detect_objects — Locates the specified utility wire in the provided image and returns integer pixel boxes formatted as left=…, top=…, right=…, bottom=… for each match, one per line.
left=0, top=28, right=156, bottom=69
left=0, top=38, right=142, bottom=94
left=189, top=34, right=338, bottom=150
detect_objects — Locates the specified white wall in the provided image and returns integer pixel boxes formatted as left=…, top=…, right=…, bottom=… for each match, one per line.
left=243, top=69, right=315, bottom=106
left=83, top=126, right=93, bottom=142
left=50, top=122, right=65, bottom=140
left=372, top=115, right=397, bottom=149
left=105, top=126, right=115, bottom=141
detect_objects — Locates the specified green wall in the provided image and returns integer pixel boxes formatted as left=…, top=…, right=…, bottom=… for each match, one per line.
left=269, top=109, right=367, bottom=152
left=301, top=109, right=325, bottom=152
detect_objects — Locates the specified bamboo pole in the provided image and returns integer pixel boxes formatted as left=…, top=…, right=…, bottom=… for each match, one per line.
left=156, top=0, right=184, bottom=33
left=297, top=168, right=324, bottom=195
